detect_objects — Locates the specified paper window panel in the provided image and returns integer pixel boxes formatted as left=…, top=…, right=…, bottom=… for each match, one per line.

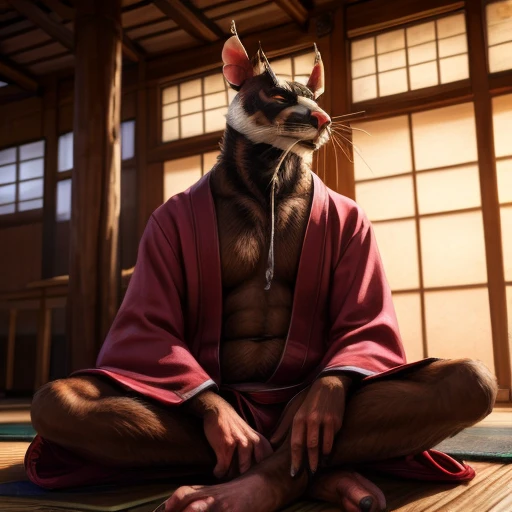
left=492, top=94, right=512, bottom=158
left=271, top=58, right=293, bottom=77
left=0, top=203, right=15, bottom=214
left=164, top=155, right=202, bottom=200
left=506, top=287, right=512, bottom=353
left=0, top=164, right=16, bottom=185
left=502, top=206, right=512, bottom=281
left=416, top=165, right=481, bottom=214
left=121, top=120, right=135, bottom=161
left=377, top=49, right=406, bottom=72
left=56, top=179, right=72, bottom=221
left=0, top=184, right=15, bottom=204
left=19, top=158, right=44, bottom=180
left=58, top=132, right=73, bottom=172
left=408, top=42, right=437, bottom=65
left=412, top=103, right=477, bottom=170
left=355, top=175, right=415, bottom=221
left=19, top=178, right=43, bottom=201
left=181, top=113, right=203, bottom=138
left=424, top=288, right=494, bottom=372
left=486, top=1, right=512, bottom=47
left=352, top=57, right=376, bottom=79
left=377, top=30, right=405, bottom=53
left=439, top=54, right=469, bottom=83
left=203, top=151, right=220, bottom=172
left=162, top=86, right=178, bottom=104
left=352, top=38, right=375, bottom=60
left=228, top=89, right=237, bottom=103
left=352, top=75, right=378, bottom=103
left=293, top=53, right=316, bottom=75
left=163, top=118, right=179, bottom=142
left=180, top=79, right=201, bottom=100
left=205, top=107, right=227, bottom=133
left=204, top=74, right=225, bottom=94
left=378, top=68, right=408, bottom=96
left=409, top=61, right=438, bottom=90
left=420, top=211, right=488, bottom=287
left=163, top=103, right=178, bottom=120
left=0, top=147, right=16, bottom=166
left=436, top=13, right=466, bottom=38
left=372, top=220, right=420, bottom=290
left=438, top=34, right=467, bottom=58
left=497, top=159, right=512, bottom=204
left=181, top=97, right=202, bottom=116
left=407, top=22, right=436, bottom=46
left=489, top=42, right=512, bottom=73
left=19, top=199, right=42, bottom=211
left=392, top=293, right=424, bottom=362
left=205, top=91, right=227, bottom=110
left=352, top=115, right=412, bottom=180
left=19, top=140, right=44, bottom=160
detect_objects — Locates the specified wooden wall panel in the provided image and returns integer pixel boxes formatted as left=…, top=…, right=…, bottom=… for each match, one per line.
left=0, top=97, right=43, bottom=148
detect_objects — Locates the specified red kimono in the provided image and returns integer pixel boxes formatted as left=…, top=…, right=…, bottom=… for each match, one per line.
left=25, top=173, right=475, bottom=488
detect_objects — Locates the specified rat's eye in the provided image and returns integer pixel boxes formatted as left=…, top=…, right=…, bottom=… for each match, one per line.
left=272, top=95, right=287, bottom=103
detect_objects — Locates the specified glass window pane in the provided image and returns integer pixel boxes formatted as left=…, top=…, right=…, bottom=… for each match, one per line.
left=425, top=288, right=494, bottom=372
left=392, top=293, right=424, bottom=362
left=203, top=150, right=220, bottom=173
left=58, top=132, right=73, bottom=172
left=121, top=120, right=135, bottom=160
left=352, top=38, right=375, bottom=60
left=162, top=86, right=178, bottom=104
left=378, top=68, right=408, bottom=96
left=502, top=205, right=512, bottom=281
left=420, top=211, right=487, bottom=287
left=352, top=75, right=377, bottom=103
left=181, top=97, right=202, bottom=115
left=0, top=203, right=15, bottom=215
left=487, top=1, right=512, bottom=47
left=407, top=22, right=435, bottom=46
left=204, top=74, right=226, bottom=94
left=293, top=52, right=315, bottom=76
left=439, top=54, right=469, bottom=83
left=497, top=158, right=512, bottom=204
left=19, top=198, right=43, bottom=211
left=205, top=107, right=227, bottom=133
left=372, top=219, right=420, bottom=290
left=0, top=147, right=16, bottom=166
left=416, top=165, right=481, bottom=214
left=355, top=175, right=415, bottom=221
left=377, top=49, right=406, bottom=72
left=164, top=155, right=202, bottom=200
left=408, top=41, right=437, bottom=65
left=205, top=91, right=227, bottom=110
left=352, top=115, right=412, bottom=180
left=163, top=118, right=179, bottom=142
left=438, top=34, right=467, bottom=58
left=19, top=140, right=44, bottom=160
left=163, top=103, right=178, bottom=120
left=376, top=29, right=405, bottom=53
left=181, top=113, right=203, bottom=138
left=0, top=164, right=16, bottom=184
left=180, top=78, right=201, bottom=100
left=19, top=178, right=43, bottom=201
left=492, top=93, right=512, bottom=158
left=409, top=61, right=438, bottom=90
left=489, top=41, right=512, bottom=73
left=271, top=58, right=293, bottom=76
left=412, top=103, right=477, bottom=170
left=437, top=13, right=466, bottom=38
left=56, top=179, right=72, bottom=221
left=0, top=183, right=16, bottom=204
left=19, top=158, right=44, bottom=180
left=352, top=57, right=376, bottom=79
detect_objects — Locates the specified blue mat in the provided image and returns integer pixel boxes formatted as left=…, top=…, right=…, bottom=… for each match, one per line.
left=0, top=423, right=36, bottom=441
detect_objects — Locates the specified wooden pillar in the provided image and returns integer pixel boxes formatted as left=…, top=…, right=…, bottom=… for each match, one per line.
left=466, top=0, right=511, bottom=396
left=68, top=0, right=122, bottom=371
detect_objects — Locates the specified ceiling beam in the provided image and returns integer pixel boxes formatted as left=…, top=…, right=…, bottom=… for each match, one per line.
left=7, top=0, right=145, bottom=62
left=0, top=54, right=39, bottom=91
left=275, top=0, right=309, bottom=27
left=153, top=0, right=224, bottom=43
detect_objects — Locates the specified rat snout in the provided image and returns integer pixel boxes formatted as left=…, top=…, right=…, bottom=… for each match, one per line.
left=311, top=111, right=331, bottom=131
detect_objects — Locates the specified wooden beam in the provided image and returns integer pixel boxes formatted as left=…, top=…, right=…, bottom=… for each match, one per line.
left=7, top=0, right=74, bottom=50
left=69, top=0, right=122, bottom=371
left=0, top=54, right=39, bottom=91
left=39, top=0, right=75, bottom=20
left=122, top=33, right=145, bottom=62
left=466, top=0, right=511, bottom=391
left=275, top=0, right=309, bottom=27
left=153, top=0, right=224, bottom=42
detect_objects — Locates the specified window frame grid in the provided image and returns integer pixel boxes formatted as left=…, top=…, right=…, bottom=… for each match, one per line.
left=485, top=0, right=512, bottom=74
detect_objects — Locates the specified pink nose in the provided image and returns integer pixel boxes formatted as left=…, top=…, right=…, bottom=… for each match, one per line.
left=311, top=111, right=331, bottom=130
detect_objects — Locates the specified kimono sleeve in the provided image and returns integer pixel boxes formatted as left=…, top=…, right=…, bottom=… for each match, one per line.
left=86, top=214, right=217, bottom=406
left=319, top=208, right=407, bottom=379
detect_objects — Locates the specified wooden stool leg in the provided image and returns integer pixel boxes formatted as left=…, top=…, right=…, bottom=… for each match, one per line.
left=6, top=309, right=17, bottom=391
left=35, top=299, right=52, bottom=390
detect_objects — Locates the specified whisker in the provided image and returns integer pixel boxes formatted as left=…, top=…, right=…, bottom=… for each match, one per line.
left=331, top=111, right=366, bottom=120
left=331, top=123, right=372, bottom=136
left=331, top=133, right=353, bottom=163
left=330, top=131, right=339, bottom=190
left=332, top=129, right=373, bottom=174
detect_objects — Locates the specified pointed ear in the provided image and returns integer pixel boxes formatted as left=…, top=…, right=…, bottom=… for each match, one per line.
left=307, top=44, right=325, bottom=99
left=222, top=21, right=253, bottom=90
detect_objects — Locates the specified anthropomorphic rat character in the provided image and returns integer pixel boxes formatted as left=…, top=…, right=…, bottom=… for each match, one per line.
left=27, top=22, right=497, bottom=512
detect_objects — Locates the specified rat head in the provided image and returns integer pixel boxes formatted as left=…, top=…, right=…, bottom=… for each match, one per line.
left=222, top=21, right=330, bottom=159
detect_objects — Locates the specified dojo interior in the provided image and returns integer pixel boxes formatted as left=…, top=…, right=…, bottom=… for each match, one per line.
left=0, top=0, right=511, bottom=510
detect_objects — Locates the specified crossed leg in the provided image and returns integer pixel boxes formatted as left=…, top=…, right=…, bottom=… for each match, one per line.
left=31, top=358, right=497, bottom=512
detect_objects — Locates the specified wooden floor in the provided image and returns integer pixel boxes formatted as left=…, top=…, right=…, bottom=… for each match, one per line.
left=0, top=405, right=510, bottom=511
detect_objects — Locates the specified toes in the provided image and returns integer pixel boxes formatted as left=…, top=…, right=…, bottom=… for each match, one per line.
left=335, top=473, right=385, bottom=512
left=182, top=498, right=215, bottom=512
left=352, top=473, right=386, bottom=510
left=164, top=486, right=205, bottom=511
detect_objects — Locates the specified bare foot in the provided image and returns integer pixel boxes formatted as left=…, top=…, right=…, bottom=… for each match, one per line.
left=159, top=462, right=307, bottom=512
left=309, top=470, right=386, bottom=512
